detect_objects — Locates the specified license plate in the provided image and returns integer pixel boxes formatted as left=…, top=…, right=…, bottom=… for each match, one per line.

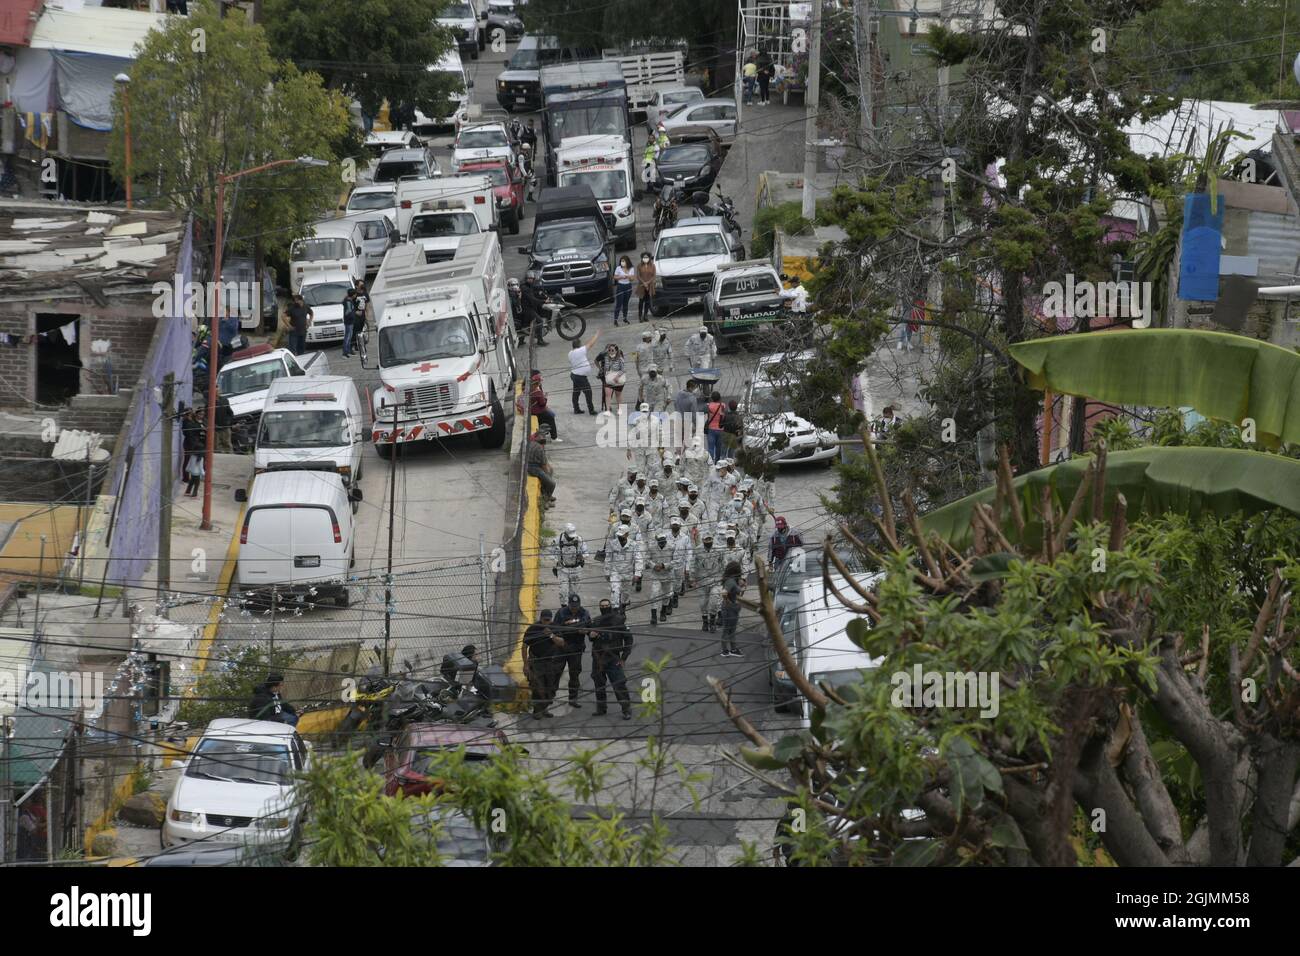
left=515, top=97, right=527, bottom=104
left=295, top=556, right=321, bottom=568
left=562, top=286, right=576, bottom=294
left=730, top=308, right=740, bottom=317
left=687, top=295, right=701, bottom=305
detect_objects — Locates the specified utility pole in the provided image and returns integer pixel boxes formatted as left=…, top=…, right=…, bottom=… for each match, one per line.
left=0, top=715, right=10, bottom=865
left=855, top=0, right=873, bottom=150
left=801, top=0, right=823, bottom=220
left=384, top=407, right=397, bottom=677
left=158, top=373, right=175, bottom=616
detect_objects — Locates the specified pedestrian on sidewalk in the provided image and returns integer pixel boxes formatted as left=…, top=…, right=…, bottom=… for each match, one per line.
left=742, top=52, right=758, bottom=105
left=613, top=255, right=635, bottom=325
left=527, top=431, right=557, bottom=504
left=184, top=451, right=204, bottom=496
left=341, top=286, right=359, bottom=357
left=721, top=399, right=743, bottom=457
left=596, top=343, right=627, bottom=411
left=567, top=330, right=599, bottom=414
left=636, top=252, right=657, bottom=322
left=705, top=391, right=726, bottom=462
left=214, top=394, right=234, bottom=453
left=718, top=561, right=744, bottom=657
left=757, top=48, right=774, bottom=105
left=284, top=294, right=312, bottom=356
left=523, top=609, right=563, bottom=718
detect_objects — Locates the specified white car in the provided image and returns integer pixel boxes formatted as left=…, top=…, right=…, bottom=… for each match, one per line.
left=651, top=220, right=737, bottom=316
left=162, top=718, right=311, bottom=853
left=301, top=276, right=353, bottom=344
left=660, top=98, right=739, bottom=146
left=645, top=86, right=705, bottom=131
left=345, top=183, right=398, bottom=223
left=742, top=350, right=839, bottom=467
left=452, top=122, right=514, bottom=173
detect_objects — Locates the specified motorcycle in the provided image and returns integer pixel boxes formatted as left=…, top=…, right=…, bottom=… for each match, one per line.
left=540, top=293, right=587, bottom=343
left=361, top=654, right=495, bottom=768
left=653, top=177, right=685, bottom=239
left=690, top=186, right=740, bottom=236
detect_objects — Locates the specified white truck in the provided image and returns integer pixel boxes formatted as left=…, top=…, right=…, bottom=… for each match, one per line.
left=407, top=196, right=496, bottom=264
left=394, top=174, right=496, bottom=239
left=602, top=49, right=685, bottom=112
left=216, top=344, right=332, bottom=438
left=365, top=232, right=516, bottom=455
left=554, top=135, right=638, bottom=250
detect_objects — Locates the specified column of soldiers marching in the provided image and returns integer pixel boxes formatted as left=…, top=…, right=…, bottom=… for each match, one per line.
left=525, top=325, right=774, bottom=718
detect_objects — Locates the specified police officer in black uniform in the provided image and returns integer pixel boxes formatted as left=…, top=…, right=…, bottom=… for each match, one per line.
left=590, top=598, right=633, bottom=719
left=522, top=609, right=564, bottom=718
left=552, top=594, right=592, bottom=707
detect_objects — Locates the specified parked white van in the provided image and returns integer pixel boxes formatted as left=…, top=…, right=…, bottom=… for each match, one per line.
left=777, top=572, right=885, bottom=726
left=255, top=376, right=367, bottom=488
left=235, top=471, right=361, bottom=608
left=289, top=220, right=367, bottom=294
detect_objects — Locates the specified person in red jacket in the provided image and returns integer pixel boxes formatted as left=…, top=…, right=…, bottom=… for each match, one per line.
left=767, top=516, right=803, bottom=565
left=522, top=370, right=560, bottom=441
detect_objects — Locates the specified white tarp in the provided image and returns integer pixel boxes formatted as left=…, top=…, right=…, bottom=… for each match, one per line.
left=11, top=47, right=56, bottom=116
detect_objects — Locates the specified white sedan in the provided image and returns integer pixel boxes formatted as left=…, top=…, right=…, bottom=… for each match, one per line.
left=744, top=410, right=838, bottom=467
left=162, top=718, right=311, bottom=854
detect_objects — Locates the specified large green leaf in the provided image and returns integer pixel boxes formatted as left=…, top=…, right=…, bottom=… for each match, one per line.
left=1009, top=329, right=1300, bottom=447
left=919, top=447, right=1300, bottom=550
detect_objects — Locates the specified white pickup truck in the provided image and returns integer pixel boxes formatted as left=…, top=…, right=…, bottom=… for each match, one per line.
left=216, top=344, right=332, bottom=436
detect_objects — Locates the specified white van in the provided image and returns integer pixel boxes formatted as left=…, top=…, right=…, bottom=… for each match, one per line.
left=776, top=572, right=885, bottom=726
left=412, top=49, right=472, bottom=136
left=289, top=220, right=367, bottom=294
left=235, top=471, right=361, bottom=608
left=254, top=376, right=367, bottom=488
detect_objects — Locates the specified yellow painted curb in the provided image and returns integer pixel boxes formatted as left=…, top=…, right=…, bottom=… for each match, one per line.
left=503, top=411, right=540, bottom=710
left=83, top=770, right=138, bottom=857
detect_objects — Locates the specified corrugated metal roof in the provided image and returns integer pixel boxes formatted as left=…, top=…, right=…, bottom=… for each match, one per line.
left=0, top=0, right=45, bottom=48
left=1247, top=210, right=1300, bottom=285
left=1127, top=101, right=1281, bottom=159
left=29, top=4, right=169, bottom=58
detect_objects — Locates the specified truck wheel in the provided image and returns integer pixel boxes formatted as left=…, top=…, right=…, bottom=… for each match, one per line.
left=478, top=28, right=486, bottom=51
left=517, top=202, right=526, bottom=220
left=478, top=398, right=508, bottom=449
left=375, top=441, right=399, bottom=460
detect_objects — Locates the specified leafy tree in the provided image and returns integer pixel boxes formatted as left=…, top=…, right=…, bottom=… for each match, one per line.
left=178, top=645, right=303, bottom=729
left=108, top=1, right=350, bottom=277
left=263, top=0, right=460, bottom=120
left=1118, top=0, right=1300, bottom=102
left=717, top=420, right=1300, bottom=865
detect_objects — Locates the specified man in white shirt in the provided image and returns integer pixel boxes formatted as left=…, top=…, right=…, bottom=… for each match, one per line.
left=567, top=330, right=600, bottom=414
left=780, top=275, right=809, bottom=313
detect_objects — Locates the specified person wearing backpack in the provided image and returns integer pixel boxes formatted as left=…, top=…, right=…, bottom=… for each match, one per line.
left=721, top=399, right=743, bottom=457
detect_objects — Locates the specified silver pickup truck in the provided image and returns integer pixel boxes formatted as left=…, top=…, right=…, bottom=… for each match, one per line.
left=216, top=345, right=332, bottom=434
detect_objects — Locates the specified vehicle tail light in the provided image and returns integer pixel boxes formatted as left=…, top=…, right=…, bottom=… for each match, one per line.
left=240, top=517, right=250, bottom=544
left=331, top=516, right=342, bottom=543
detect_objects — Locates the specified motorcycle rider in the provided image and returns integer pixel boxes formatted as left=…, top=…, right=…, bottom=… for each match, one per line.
left=645, top=529, right=676, bottom=624
left=552, top=594, right=592, bottom=708
left=685, top=326, right=717, bottom=372
left=689, top=527, right=726, bottom=633
left=522, top=608, right=564, bottom=718
left=519, top=274, right=551, bottom=345
left=667, top=515, right=693, bottom=609
left=605, top=524, right=643, bottom=614
left=589, top=598, right=633, bottom=719
left=552, top=523, right=588, bottom=605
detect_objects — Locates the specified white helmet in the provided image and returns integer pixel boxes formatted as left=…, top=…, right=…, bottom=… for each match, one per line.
left=563, top=522, right=577, bottom=538
left=639, top=402, right=651, bottom=412
left=616, top=523, right=632, bottom=538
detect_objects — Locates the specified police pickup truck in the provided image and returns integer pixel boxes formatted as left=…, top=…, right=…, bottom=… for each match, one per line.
left=702, top=260, right=787, bottom=350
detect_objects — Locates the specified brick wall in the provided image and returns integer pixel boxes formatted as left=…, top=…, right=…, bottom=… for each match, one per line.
left=0, top=312, right=33, bottom=408
left=58, top=391, right=135, bottom=438
left=83, top=311, right=158, bottom=397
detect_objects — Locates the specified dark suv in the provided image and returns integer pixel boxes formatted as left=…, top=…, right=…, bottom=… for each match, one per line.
left=520, top=186, right=614, bottom=304
left=495, top=35, right=599, bottom=112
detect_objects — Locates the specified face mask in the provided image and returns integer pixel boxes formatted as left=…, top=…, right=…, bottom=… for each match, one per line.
left=642, top=257, right=649, bottom=263
left=649, top=373, right=657, bottom=380
left=699, top=332, right=706, bottom=339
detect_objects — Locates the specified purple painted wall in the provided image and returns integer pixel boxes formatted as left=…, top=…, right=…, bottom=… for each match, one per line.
left=105, top=222, right=193, bottom=586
